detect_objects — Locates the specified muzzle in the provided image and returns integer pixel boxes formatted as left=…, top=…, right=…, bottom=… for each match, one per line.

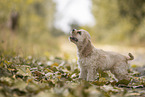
left=70, top=36, right=78, bottom=42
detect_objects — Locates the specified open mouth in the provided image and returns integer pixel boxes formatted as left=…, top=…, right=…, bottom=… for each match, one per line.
left=69, top=36, right=78, bottom=42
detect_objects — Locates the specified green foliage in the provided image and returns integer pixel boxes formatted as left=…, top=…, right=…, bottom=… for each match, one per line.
left=0, top=0, right=55, bottom=33
left=90, top=0, right=145, bottom=46
left=0, top=30, right=60, bottom=57
left=0, top=0, right=63, bottom=57
left=0, top=54, right=145, bottom=97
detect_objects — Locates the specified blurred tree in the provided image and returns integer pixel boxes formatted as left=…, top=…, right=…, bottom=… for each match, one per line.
left=10, top=10, right=19, bottom=31
left=0, top=0, right=56, bottom=36
left=0, top=0, right=61, bottom=55
left=118, top=0, right=145, bottom=34
left=91, top=0, right=145, bottom=45
left=47, top=0, right=56, bottom=33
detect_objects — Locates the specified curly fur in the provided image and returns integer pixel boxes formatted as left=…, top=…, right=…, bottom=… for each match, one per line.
left=69, top=29, right=134, bottom=81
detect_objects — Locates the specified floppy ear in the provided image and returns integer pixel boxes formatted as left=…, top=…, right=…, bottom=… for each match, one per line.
left=81, top=38, right=92, bottom=57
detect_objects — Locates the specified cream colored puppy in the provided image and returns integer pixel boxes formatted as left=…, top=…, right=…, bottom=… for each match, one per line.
left=69, top=29, right=134, bottom=81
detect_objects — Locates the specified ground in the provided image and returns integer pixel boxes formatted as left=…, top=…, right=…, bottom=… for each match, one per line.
left=0, top=54, right=145, bottom=97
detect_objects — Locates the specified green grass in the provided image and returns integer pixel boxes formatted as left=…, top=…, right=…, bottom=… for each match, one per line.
left=0, top=29, right=60, bottom=57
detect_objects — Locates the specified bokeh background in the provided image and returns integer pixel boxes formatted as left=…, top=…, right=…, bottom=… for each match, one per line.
left=0, top=0, right=145, bottom=66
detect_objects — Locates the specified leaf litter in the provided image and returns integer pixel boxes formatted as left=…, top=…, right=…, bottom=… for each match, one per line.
left=0, top=55, right=145, bottom=97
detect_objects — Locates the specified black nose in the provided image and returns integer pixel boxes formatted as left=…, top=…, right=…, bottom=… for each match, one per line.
left=72, top=29, right=76, bottom=31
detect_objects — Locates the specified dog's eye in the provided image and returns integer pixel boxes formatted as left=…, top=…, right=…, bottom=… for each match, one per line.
left=77, top=31, right=81, bottom=35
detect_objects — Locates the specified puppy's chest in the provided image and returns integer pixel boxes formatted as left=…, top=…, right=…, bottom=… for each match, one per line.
left=78, top=56, right=96, bottom=67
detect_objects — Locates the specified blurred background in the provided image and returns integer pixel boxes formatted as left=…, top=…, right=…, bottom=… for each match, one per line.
left=0, top=0, right=145, bottom=66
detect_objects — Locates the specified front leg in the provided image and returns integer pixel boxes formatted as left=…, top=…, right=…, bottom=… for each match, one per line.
left=87, top=67, right=96, bottom=81
left=79, top=66, right=87, bottom=80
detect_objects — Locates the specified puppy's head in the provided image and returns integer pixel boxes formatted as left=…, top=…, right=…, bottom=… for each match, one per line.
left=69, top=29, right=91, bottom=45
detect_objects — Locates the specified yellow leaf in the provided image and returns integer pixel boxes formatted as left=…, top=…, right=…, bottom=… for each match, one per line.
left=8, top=68, right=15, bottom=71
left=57, top=75, right=61, bottom=79
left=131, top=64, right=137, bottom=68
left=27, top=79, right=33, bottom=84
left=4, top=60, right=10, bottom=65
left=0, top=62, right=3, bottom=67
left=44, top=68, right=52, bottom=72
left=26, top=68, right=32, bottom=76
left=99, top=77, right=107, bottom=82
left=51, top=63, right=59, bottom=67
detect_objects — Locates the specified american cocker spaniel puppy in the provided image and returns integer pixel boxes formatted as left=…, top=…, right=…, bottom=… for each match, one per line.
left=69, top=29, right=134, bottom=81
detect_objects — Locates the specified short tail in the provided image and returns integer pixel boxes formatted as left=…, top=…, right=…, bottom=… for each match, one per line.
left=127, top=53, right=134, bottom=60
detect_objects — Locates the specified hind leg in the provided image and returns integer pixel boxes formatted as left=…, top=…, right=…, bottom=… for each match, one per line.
left=111, top=62, right=130, bottom=81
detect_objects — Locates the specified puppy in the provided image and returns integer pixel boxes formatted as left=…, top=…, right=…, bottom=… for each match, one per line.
left=69, top=29, right=134, bottom=81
